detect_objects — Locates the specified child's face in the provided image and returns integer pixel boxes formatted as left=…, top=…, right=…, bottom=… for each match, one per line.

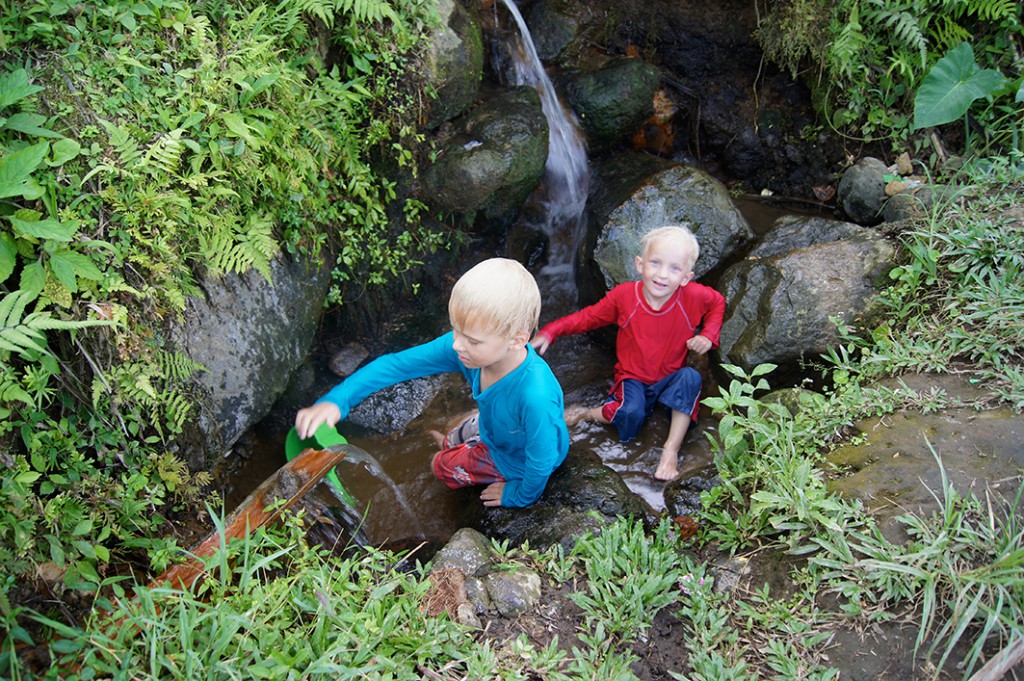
left=635, top=237, right=694, bottom=307
left=451, top=321, right=525, bottom=372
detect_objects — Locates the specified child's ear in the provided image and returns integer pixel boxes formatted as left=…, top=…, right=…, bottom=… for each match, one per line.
left=511, top=330, right=530, bottom=348
left=635, top=255, right=644, bottom=274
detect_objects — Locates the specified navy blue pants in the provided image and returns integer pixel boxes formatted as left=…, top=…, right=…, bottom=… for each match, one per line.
left=603, top=367, right=702, bottom=443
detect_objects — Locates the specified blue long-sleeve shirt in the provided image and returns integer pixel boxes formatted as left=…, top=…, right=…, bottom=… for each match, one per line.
left=317, top=332, right=569, bottom=507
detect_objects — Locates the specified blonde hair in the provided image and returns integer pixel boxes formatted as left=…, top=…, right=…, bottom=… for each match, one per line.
left=449, top=258, right=541, bottom=339
left=641, top=225, right=700, bottom=271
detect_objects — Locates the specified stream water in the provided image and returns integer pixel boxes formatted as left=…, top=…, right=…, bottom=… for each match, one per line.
left=217, top=4, right=818, bottom=552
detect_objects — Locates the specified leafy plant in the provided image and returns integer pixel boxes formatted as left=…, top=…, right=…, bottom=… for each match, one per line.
left=569, top=516, right=683, bottom=644
left=917, top=42, right=1024, bottom=159
left=753, top=0, right=1024, bottom=151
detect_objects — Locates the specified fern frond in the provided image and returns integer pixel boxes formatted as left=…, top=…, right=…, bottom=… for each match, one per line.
left=240, top=214, right=278, bottom=281
left=290, top=0, right=335, bottom=27
left=143, top=129, right=185, bottom=177
left=0, top=290, right=46, bottom=357
left=155, top=350, right=206, bottom=381
left=869, top=5, right=928, bottom=68
left=98, top=120, right=142, bottom=167
left=828, top=3, right=869, bottom=78
left=970, top=0, right=1021, bottom=22
left=334, top=0, right=400, bottom=24
left=930, top=17, right=974, bottom=52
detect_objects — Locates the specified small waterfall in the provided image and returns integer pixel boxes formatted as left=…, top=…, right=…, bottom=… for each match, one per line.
left=498, top=0, right=589, bottom=237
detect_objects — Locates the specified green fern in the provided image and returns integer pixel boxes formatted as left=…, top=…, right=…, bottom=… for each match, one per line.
left=200, top=213, right=278, bottom=280
left=930, top=16, right=975, bottom=52
left=0, top=290, right=109, bottom=359
left=864, top=0, right=928, bottom=68
left=156, top=351, right=207, bottom=382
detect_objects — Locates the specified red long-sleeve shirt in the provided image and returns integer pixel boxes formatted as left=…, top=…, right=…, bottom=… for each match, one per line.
left=537, top=281, right=726, bottom=386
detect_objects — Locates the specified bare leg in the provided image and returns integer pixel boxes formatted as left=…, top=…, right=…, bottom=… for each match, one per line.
left=565, top=404, right=607, bottom=427
left=430, top=409, right=479, bottom=448
left=655, top=409, right=691, bottom=481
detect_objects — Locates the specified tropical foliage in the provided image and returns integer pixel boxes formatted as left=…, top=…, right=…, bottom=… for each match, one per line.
left=754, top=0, right=1024, bottom=151
left=0, top=0, right=443, bottom=624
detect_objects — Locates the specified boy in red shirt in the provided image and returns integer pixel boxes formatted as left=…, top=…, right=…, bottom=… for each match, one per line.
left=531, top=226, right=725, bottom=480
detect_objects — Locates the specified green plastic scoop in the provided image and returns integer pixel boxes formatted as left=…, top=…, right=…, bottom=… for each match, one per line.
left=284, top=422, right=354, bottom=504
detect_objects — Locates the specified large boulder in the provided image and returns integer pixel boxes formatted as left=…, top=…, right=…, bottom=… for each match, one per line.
left=717, top=216, right=895, bottom=375
left=580, top=153, right=753, bottom=305
left=524, top=0, right=591, bottom=64
left=172, top=252, right=331, bottom=470
left=419, top=86, right=549, bottom=228
left=562, top=58, right=662, bottom=151
left=461, top=447, right=650, bottom=550
left=421, top=0, right=485, bottom=129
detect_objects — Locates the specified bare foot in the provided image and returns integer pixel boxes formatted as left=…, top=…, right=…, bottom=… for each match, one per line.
left=564, top=404, right=594, bottom=427
left=428, top=429, right=445, bottom=448
left=654, top=448, right=680, bottom=481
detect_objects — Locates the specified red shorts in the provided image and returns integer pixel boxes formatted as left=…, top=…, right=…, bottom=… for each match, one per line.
left=431, top=414, right=505, bottom=489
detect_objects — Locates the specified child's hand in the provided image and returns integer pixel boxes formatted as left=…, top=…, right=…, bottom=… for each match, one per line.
left=480, top=482, right=505, bottom=507
left=529, top=333, right=551, bottom=355
left=294, top=402, right=341, bottom=439
left=687, top=334, right=713, bottom=355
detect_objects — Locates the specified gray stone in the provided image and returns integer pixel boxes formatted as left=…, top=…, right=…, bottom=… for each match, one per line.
left=564, top=58, right=661, bottom=151
left=718, top=232, right=895, bottom=372
left=421, top=0, right=484, bottom=129
left=483, top=568, right=542, bottom=617
left=429, top=527, right=495, bottom=577
left=172, top=252, right=331, bottom=469
left=837, top=157, right=888, bottom=226
left=419, top=86, right=549, bottom=226
left=348, top=374, right=447, bottom=434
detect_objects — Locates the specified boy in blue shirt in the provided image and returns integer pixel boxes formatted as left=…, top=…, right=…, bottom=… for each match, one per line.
left=295, top=258, right=569, bottom=508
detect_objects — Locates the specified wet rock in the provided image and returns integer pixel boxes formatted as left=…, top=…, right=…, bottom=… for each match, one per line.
left=563, top=58, right=661, bottom=151
left=761, top=387, right=827, bottom=416
left=465, top=448, right=649, bottom=550
left=837, top=157, right=888, bottom=226
left=524, top=0, right=588, bottom=64
left=421, top=0, right=485, bottom=129
left=348, top=375, right=447, bottom=434
left=882, top=189, right=931, bottom=223
left=747, top=215, right=868, bottom=259
left=505, top=220, right=550, bottom=270
left=172, top=252, right=332, bottom=470
left=329, top=343, right=369, bottom=377
left=419, top=86, right=549, bottom=228
left=718, top=222, right=895, bottom=375
left=429, top=527, right=494, bottom=576
left=664, top=463, right=721, bottom=519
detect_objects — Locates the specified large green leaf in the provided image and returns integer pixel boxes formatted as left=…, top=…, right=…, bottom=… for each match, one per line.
left=913, top=42, right=1007, bottom=130
left=0, top=69, right=44, bottom=110
left=0, top=232, right=15, bottom=283
left=0, top=141, right=48, bottom=200
left=9, top=210, right=79, bottom=242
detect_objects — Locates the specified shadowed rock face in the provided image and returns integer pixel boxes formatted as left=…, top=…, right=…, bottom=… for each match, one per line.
left=418, top=86, right=549, bottom=228
left=717, top=217, right=895, bottom=374
left=173, top=252, right=331, bottom=470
